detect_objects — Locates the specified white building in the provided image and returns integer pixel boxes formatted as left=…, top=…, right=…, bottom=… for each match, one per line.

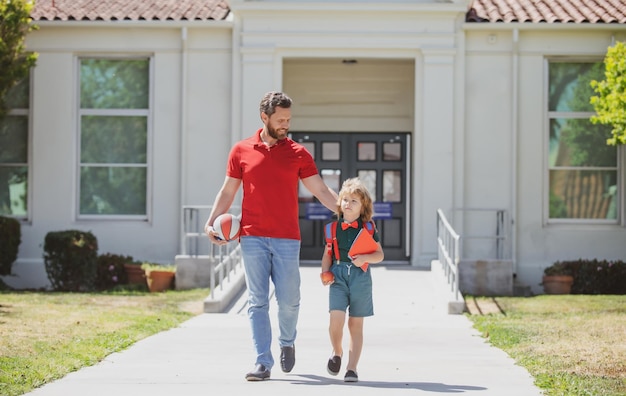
left=2, top=0, right=625, bottom=294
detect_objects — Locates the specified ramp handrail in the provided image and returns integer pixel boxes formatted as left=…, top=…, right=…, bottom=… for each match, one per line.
left=208, top=243, right=242, bottom=299
left=180, top=205, right=243, bottom=299
left=450, top=208, right=511, bottom=260
left=436, top=208, right=461, bottom=301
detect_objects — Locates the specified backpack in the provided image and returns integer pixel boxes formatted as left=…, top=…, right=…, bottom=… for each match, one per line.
left=324, top=220, right=376, bottom=262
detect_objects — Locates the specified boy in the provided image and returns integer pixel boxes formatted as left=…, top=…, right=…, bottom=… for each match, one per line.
left=320, top=177, right=384, bottom=382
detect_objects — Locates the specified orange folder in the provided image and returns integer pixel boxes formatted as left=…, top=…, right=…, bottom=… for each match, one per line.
left=348, top=228, right=379, bottom=272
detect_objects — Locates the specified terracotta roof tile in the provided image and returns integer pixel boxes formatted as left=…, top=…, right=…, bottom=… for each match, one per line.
left=30, top=0, right=626, bottom=24
left=31, top=0, right=230, bottom=22
left=467, top=0, right=626, bottom=23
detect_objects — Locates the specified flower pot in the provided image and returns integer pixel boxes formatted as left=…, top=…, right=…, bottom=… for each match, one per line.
left=542, top=275, right=574, bottom=294
left=146, top=270, right=175, bottom=292
left=124, top=264, right=146, bottom=285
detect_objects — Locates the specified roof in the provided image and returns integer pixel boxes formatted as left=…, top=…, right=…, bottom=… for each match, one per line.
left=31, top=0, right=230, bottom=22
left=29, top=0, right=626, bottom=24
left=467, top=0, right=626, bottom=23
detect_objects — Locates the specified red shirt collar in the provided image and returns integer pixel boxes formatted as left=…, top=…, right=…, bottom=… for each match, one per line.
left=255, top=128, right=286, bottom=148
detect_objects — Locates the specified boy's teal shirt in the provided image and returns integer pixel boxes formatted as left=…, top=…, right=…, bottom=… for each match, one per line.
left=334, top=216, right=380, bottom=263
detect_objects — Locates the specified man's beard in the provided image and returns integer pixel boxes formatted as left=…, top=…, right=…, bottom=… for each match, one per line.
left=267, top=125, right=288, bottom=140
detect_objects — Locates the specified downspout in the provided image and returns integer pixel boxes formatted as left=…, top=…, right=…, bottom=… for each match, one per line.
left=231, top=14, right=242, bottom=146
left=179, top=26, right=188, bottom=254
left=511, top=28, right=519, bottom=275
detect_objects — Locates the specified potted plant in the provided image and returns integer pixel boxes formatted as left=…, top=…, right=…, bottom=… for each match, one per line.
left=142, top=263, right=176, bottom=292
left=123, top=260, right=146, bottom=285
left=542, top=261, right=574, bottom=294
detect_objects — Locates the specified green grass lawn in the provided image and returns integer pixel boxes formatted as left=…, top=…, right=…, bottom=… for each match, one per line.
left=1, top=288, right=624, bottom=396
left=0, top=287, right=209, bottom=396
left=467, top=295, right=626, bottom=396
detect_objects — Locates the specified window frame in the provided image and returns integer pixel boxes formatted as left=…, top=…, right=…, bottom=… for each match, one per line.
left=75, top=55, right=154, bottom=221
left=544, top=57, right=624, bottom=226
left=0, top=74, right=33, bottom=221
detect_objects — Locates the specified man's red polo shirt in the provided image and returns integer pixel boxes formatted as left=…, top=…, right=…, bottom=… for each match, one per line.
left=227, top=128, right=319, bottom=240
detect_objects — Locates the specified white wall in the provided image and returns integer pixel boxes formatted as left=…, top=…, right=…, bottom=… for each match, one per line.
left=7, top=25, right=233, bottom=289
left=234, top=3, right=465, bottom=267
left=11, top=3, right=625, bottom=291
left=465, top=27, right=626, bottom=293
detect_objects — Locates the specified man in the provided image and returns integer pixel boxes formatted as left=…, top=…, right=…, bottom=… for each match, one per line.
left=204, top=91, right=338, bottom=381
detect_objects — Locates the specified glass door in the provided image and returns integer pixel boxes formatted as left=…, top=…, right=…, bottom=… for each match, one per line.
left=292, top=132, right=410, bottom=264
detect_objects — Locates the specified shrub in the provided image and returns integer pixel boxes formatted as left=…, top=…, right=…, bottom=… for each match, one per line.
left=43, top=230, right=98, bottom=291
left=96, top=253, right=132, bottom=290
left=543, top=261, right=572, bottom=276
left=0, top=215, right=21, bottom=275
left=550, top=259, right=626, bottom=294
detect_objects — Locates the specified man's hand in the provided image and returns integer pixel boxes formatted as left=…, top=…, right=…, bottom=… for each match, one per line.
left=204, top=223, right=228, bottom=246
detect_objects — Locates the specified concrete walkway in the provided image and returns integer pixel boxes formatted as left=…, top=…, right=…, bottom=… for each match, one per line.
left=26, top=265, right=543, bottom=396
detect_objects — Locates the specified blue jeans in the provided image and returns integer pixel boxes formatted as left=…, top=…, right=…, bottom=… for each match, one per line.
left=240, top=236, right=301, bottom=369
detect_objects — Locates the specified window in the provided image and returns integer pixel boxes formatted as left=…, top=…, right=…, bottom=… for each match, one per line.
left=78, top=58, right=151, bottom=217
left=547, top=61, right=619, bottom=222
left=0, top=78, right=30, bottom=218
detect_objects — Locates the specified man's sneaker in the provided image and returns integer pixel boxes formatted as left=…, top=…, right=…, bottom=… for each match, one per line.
left=327, top=355, right=341, bottom=376
left=280, top=345, right=296, bottom=373
left=344, top=370, right=358, bottom=383
left=245, top=364, right=270, bottom=381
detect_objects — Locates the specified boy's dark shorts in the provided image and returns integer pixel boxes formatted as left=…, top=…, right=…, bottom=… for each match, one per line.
left=329, top=261, right=373, bottom=317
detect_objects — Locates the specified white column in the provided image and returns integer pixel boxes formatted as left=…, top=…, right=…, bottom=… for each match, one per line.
left=239, top=49, right=279, bottom=138
left=417, top=49, right=456, bottom=266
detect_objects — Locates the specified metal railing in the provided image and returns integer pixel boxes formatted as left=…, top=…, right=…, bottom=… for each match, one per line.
left=436, top=208, right=461, bottom=301
left=208, top=241, right=242, bottom=299
left=450, top=208, right=511, bottom=260
left=180, top=205, right=243, bottom=299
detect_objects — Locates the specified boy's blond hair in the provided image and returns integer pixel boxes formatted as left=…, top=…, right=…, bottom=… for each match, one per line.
left=335, top=177, right=374, bottom=222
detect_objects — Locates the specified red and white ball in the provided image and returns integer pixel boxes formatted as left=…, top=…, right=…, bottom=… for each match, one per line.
left=213, top=213, right=241, bottom=241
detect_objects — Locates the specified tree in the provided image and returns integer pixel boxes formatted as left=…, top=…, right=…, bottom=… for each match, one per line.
left=590, top=41, right=626, bottom=145
left=0, top=0, right=38, bottom=119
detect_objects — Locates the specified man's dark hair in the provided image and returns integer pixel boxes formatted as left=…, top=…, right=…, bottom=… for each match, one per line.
left=259, top=91, right=292, bottom=116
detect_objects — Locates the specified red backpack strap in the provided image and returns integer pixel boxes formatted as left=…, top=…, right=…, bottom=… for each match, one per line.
left=331, top=222, right=339, bottom=260
left=324, top=221, right=340, bottom=260
left=324, top=221, right=339, bottom=260
left=364, top=220, right=376, bottom=235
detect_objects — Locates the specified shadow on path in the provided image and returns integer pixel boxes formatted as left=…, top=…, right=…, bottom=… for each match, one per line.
left=281, top=374, right=487, bottom=392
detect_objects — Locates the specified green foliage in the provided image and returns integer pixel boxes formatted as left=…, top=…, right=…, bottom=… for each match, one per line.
left=140, top=262, right=176, bottom=273
left=95, top=253, right=133, bottom=290
left=80, top=59, right=149, bottom=109
left=0, top=215, right=20, bottom=275
left=548, top=190, right=568, bottom=218
left=0, top=0, right=38, bottom=119
left=559, top=63, right=615, bottom=166
left=43, top=230, right=98, bottom=291
left=590, top=41, right=626, bottom=145
left=0, top=275, right=11, bottom=290
left=547, top=259, right=626, bottom=294
left=543, top=261, right=572, bottom=276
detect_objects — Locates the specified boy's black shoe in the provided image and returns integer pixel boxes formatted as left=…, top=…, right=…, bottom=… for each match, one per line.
left=280, top=345, right=295, bottom=372
left=327, top=355, right=341, bottom=376
left=245, top=364, right=270, bottom=381
left=344, top=370, right=358, bottom=382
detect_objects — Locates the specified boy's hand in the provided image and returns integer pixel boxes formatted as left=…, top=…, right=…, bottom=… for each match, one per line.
left=321, top=271, right=335, bottom=285
left=350, top=254, right=366, bottom=267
